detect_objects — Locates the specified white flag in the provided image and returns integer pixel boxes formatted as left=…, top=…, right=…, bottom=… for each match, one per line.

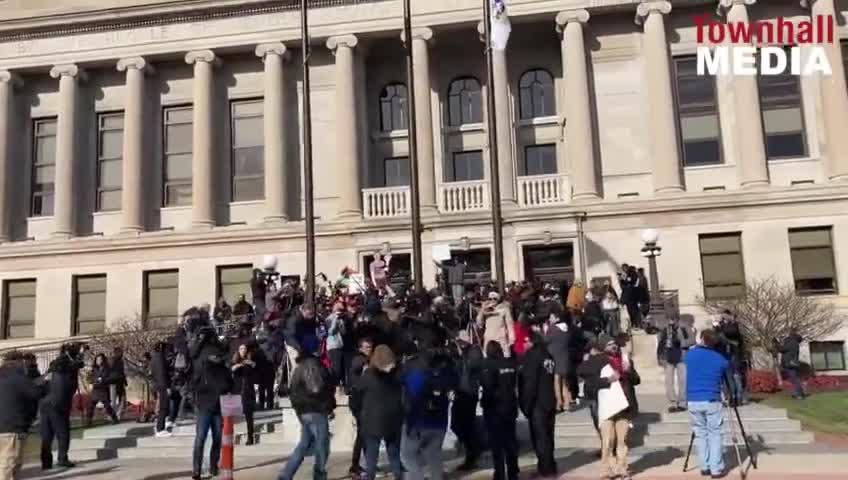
left=490, top=0, right=511, bottom=51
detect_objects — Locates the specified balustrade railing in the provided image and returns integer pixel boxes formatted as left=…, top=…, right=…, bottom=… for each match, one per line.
left=362, top=186, right=411, bottom=219
left=438, top=180, right=490, bottom=214
left=517, top=174, right=569, bottom=207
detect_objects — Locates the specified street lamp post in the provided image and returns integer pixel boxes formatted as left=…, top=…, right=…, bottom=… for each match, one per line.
left=640, top=228, right=667, bottom=327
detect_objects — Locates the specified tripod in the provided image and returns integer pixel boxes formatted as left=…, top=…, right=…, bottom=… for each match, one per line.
left=683, top=377, right=758, bottom=477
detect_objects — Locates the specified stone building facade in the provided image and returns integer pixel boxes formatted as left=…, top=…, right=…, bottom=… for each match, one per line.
left=0, top=0, right=846, bottom=370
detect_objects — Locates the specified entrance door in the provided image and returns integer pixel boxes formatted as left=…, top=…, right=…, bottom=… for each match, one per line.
left=450, top=248, right=492, bottom=283
left=363, top=253, right=412, bottom=291
left=523, top=243, right=575, bottom=284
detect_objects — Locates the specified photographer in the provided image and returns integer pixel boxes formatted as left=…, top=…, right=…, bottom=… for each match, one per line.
left=657, top=316, right=694, bottom=413
left=0, top=351, right=45, bottom=480
left=189, top=326, right=233, bottom=480
left=477, top=292, right=515, bottom=358
left=40, top=343, right=85, bottom=470
left=684, top=329, right=731, bottom=479
left=717, top=310, right=749, bottom=405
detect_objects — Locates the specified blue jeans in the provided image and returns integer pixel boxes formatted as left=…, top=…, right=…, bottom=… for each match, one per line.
left=688, top=401, right=725, bottom=475
left=782, top=368, right=805, bottom=398
left=400, top=426, right=445, bottom=480
left=192, top=410, right=223, bottom=476
left=364, top=435, right=402, bottom=480
left=277, top=413, right=330, bottom=480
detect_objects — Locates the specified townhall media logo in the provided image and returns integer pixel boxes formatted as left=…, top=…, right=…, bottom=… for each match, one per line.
left=693, top=14, right=834, bottom=76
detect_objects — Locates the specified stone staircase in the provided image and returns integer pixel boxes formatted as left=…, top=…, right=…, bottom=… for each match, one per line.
left=61, top=394, right=813, bottom=461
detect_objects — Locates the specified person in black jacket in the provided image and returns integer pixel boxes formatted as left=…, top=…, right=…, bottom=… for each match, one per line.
left=190, top=329, right=233, bottom=480
left=150, top=341, right=175, bottom=436
left=109, top=347, right=128, bottom=421
left=277, top=354, right=336, bottom=480
left=778, top=329, right=806, bottom=399
left=84, top=353, right=119, bottom=426
left=577, top=341, right=608, bottom=447
left=40, top=343, right=85, bottom=470
left=480, top=341, right=519, bottom=480
left=520, top=332, right=557, bottom=478
left=231, top=344, right=257, bottom=445
left=0, top=351, right=45, bottom=480
left=347, top=337, right=373, bottom=477
left=450, top=331, right=483, bottom=471
left=359, top=345, right=404, bottom=480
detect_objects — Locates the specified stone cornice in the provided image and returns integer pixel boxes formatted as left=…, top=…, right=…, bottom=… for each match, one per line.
left=1, top=183, right=847, bottom=261
left=0, top=0, right=389, bottom=42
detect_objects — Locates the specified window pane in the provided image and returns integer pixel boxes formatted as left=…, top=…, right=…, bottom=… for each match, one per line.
left=165, top=108, right=193, bottom=123
left=683, top=140, right=722, bottom=167
left=77, top=276, right=106, bottom=292
left=36, top=120, right=57, bottom=135
left=99, top=159, right=122, bottom=187
left=77, top=319, right=105, bottom=335
left=233, top=177, right=264, bottom=202
left=467, top=90, right=483, bottom=123
left=8, top=281, right=36, bottom=296
left=8, top=297, right=35, bottom=323
left=99, top=130, right=123, bottom=159
left=681, top=115, right=720, bottom=140
left=101, top=114, right=124, bottom=130
left=233, top=147, right=264, bottom=176
left=675, top=57, right=722, bottom=166
left=77, top=291, right=106, bottom=320
left=149, top=289, right=178, bottom=315
left=166, top=153, right=193, bottom=180
left=702, top=253, right=745, bottom=285
left=35, top=136, right=56, bottom=165
left=789, top=228, right=831, bottom=248
left=220, top=266, right=253, bottom=283
left=32, top=194, right=54, bottom=216
left=232, top=100, right=263, bottom=117
left=524, top=145, right=557, bottom=176
left=384, top=157, right=410, bottom=187
left=763, top=108, right=803, bottom=134
left=35, top=165, right=55, bottom=184
left=704, top=284, right=745, bottom=299
left=451, top=151, right=484, bottom=182
left=699, top=235, right=741, bottom=254
left=791, top=247, right=836, bottom=280
left=766, top=133, right=805, bottom=159
left=165, top=184, right=192, bottom=206
left=148, top=271, right=178, bottom=288
left=448, top=95, right=462, bottom=126
left=166, top=124, right=193, bottom=153
left=218, top=266, right=253, bottom=305
left=234, top=116, right=264, bottom=148
left=519, top=89, right=533, bottom=120
left=99, top=190, right=122, bottom=211
left=7, top=325, right=34, bottom=339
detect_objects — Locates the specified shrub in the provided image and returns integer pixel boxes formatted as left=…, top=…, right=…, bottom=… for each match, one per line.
left=748, top=369, right=780, bottom=393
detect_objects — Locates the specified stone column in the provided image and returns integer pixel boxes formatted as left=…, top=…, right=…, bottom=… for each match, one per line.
left=185, top=50, right=219, bottom=229
left=636, top=1, right=684, bottom=194
left=556, top=10, right=600, bottom=201
left=0, top=71, right=21, bottom=243
left=720, top=0, right=769, bottom=188
left=256, top=42, right=290, bottom=224
left=327, top=35, right=362, bottom=219
left=492, top=42, right=517, bottom=206
left=803, top=0, right=848, bottom=181
left=409, top=27, right=438, bottom=215
left=117, top=57, right=153, bottom=234
left=49, top=64, right=86, bottom=239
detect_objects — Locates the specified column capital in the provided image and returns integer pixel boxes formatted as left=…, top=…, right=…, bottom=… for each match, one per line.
left=49, top=64, right=87, bottom=81
left=800, top=0, right=826, bottom=8
left=401, top=27, right=434, bottom=45
left=635, top=1, right=672, bottom=26
left=185, top=49, right=221, bottom=67
left=117, top=56, right=155, bottom=75
left=256, top=42, right=288, bottom=59
left=0, top=70, right=22, bottom=88
left=326, top=34, right=358, bottom=51
left=718, top=0, right=756, bottom=14
left=555, top=10, right=590, bottom=33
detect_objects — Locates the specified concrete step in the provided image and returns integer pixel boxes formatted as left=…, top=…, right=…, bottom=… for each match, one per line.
left=647, top=419, right=802, bottom=435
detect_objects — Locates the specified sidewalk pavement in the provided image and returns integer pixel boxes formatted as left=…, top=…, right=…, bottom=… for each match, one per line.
left=20, top=445, right=848, bottom=480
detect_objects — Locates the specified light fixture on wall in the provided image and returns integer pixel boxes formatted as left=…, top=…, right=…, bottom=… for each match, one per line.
left=543, top=231, right=553, bottom=245
left=460, top=236, right=471, bottom=251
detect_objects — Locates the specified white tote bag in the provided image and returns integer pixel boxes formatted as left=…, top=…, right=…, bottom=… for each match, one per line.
left=597, top=364, right=629, bottom=422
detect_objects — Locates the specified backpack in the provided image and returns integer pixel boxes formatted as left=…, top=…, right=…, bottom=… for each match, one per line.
left=407, top=358, right=453, bottom=423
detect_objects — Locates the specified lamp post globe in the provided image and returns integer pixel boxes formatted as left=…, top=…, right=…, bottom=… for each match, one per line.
left=641, top=228, right=660, bottom=245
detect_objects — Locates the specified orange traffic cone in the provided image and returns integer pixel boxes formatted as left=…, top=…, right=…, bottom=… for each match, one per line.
left=220, top=415, right=235, bottom=480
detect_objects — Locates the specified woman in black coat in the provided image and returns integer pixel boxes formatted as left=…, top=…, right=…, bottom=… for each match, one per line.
left=358, top=345, right=403, bottom=480
left=481, top=341, right=520, bottom=480
left=85, top=353, right=119, bottom=426
left=231, top=344, right=257, bottom=444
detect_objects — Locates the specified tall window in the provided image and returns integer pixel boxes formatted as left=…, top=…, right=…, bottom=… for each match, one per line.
left=519, top=69, right=555, bottom=120
left=810, top=341, right=846, bottom=371
left=789, top=227, right=837, bottom=295
left=699, top=233, right=745, bottom=299
left=144, top=270, right=179, bottom=329
left=758, top=58, right=807, bottom=160
left=2, top=279, right=36, bottom=340
left=73, top=275, right=106, bottom=335
left=96, top=113, right=124, bottom=211
left=163, top=106, right=193, bottom=206
left=216, top=265, right=253, bottom=305
left=673, top=57, right=723, bottom=166
left=448, top=77, right=482, bottom=126
left=31, top=118, right=57, bottom=216
left=383, top=156, right=410, bottom=187
left=231, top=100, right=264, bottom=201
left=379, top=84, right=408, bottom=132
left=522, top=144, right=557, bottom=176
left=448, top=151, right=484, bottom=182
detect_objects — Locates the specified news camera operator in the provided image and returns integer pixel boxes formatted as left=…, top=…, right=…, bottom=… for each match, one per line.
left=0, top=351, right=46, bottom=479
left=39, top=342, right=86, bottom=470
left=684, top=329, right=731, bottom=479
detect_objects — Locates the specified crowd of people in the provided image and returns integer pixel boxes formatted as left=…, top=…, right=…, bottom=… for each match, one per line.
left=0, top=258, right=810, bottom=480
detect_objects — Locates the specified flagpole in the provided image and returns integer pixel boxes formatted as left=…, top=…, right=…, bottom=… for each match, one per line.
left=403, top=0, right=424, bottom=292
left=483, top=0, right=506, bottom=295
left=301, top=0, right=316, bottom=306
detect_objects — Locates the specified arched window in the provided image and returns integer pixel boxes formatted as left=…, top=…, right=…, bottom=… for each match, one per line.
left=379, top=83, right=409, bottom=132
left=447, top=77, right=482, bottom=126
left=519, top=69, right=556, bottom=120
